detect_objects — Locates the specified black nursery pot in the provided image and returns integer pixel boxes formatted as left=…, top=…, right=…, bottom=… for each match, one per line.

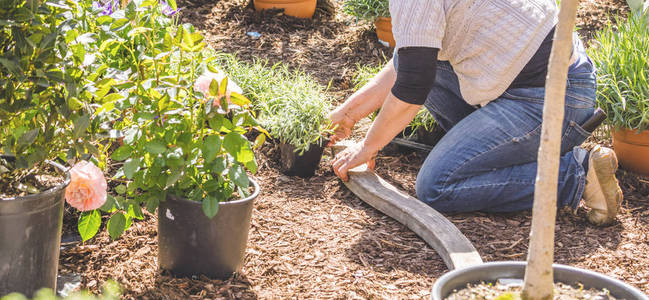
left=157, top=178, right=260, bottom=279
left=432, top=261, right=649, bottom=300
left=0, top=157, right=69, bottom=297
left=416, top=126, right=446, bottom=147
left=279, top=140, right=327, bottom=178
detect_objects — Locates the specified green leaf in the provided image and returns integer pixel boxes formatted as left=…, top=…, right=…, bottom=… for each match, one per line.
left=110, top=18, right=130, bottom=31
left=165, top=168, right=183, bottom=187
left=73, top=114, right=90, bottom=138
left=144, top=140, right=167, bottom=155
left=111, top=145, right=132, bottom=161
left=202, top=135, right=221, bottom=163
left=96, top=15, right=113, bottom=25
left=115, top=184, right=127, bottom=195
left=209, top=78, right=219, bottom=97
left=78, top=210, right=101, bottom=242
left=229, top=163, right=249, bottom=189
left=202, top=196, right=219, bottom=219
left=223, top=132, right=254, bottom=163
left=229, top=92, right=251, bottom=106
left=125, top=0, right=136, bottom=19
left=167, top=0, right=178, bottom=10
left=17, top=128, right=39, bottom=146
left=127, top=203, right=144, bottom=220
left=107, top=212, right=127, bottom=240
left=245, top=159, right=258, bottom=174
left=124, top=158, right=140, bottom=179
left=100, top=195, right=116, bottom=213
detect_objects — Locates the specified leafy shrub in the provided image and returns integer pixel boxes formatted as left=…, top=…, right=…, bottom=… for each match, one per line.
left=64, top=0, right=259, bottom=241
left=218, top=54, right=332, bottom=154
left=0, top=0, right=98, bottom=184
left=342, top=0, right=389, bottom=21
left=589, top=14, right=649, bottom=131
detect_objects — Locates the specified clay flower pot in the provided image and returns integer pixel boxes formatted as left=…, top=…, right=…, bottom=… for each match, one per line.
left=612, top=128, right=649, bottom=176
left=253, top=0, right=317, bottom=19
left=374, top=17, right=396, bottom=48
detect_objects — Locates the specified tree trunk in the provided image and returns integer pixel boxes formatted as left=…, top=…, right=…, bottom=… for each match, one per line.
left=521, top=0, right=581, bottom=299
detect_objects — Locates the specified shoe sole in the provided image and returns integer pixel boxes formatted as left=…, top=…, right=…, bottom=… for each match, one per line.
left=586, top=146, right=623, bottom=225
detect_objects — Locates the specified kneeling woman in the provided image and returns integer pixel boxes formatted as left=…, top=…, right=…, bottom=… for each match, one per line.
left=329, top=0, right=622, bottom=225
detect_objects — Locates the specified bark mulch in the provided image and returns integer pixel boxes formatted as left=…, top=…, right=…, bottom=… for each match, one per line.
left=57, top=0, right=646, bottom=299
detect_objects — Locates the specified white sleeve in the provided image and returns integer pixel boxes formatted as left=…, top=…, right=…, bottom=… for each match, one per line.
left=390, top=0, right=445, bottom=50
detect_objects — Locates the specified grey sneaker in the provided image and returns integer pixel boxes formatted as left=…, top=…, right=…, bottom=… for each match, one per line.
left=583, top=145, right=623, bottom=226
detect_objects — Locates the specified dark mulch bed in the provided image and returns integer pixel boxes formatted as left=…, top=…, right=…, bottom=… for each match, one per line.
left=57, top=0, right=646, bottom=299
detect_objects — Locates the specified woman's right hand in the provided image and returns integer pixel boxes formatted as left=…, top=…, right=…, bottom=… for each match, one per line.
left=327, top=107, right=357, bottom=145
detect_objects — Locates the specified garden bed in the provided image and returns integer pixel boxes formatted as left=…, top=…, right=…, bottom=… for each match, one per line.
left=54, top=0, right=649, bottom=299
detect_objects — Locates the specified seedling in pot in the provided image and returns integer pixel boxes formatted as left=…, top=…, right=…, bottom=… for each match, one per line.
left=216, top=54, right=333, bottom=177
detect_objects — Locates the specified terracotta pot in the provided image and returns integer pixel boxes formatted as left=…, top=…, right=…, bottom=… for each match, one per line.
left=253, top=0, right=317, bottom=19
left=374, top=17, right=395, bottom=48
left=612, top=128, right=649, bottom=176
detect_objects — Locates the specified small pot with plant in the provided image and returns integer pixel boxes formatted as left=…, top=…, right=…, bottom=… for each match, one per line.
left=98, top=2, right=263, bottom=277
left=411, top=110, right=444, bottom=147
left=433, top=1, right=649, bottom=299
left=0, top=0, right=107, bottom=296
left=253, top=0, right=318, bottom=19
left=343, top=0, right=393, bottom=47
left=590, top=10, right=649, bottom=176
left=218, top=56, right=332, bottom=178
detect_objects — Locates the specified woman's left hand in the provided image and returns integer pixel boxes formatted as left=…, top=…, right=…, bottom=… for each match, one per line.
left=331, top=142, right=377, bottom=182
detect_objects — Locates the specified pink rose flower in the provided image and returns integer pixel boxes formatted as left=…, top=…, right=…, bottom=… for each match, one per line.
left=194, top=74, right=215, bottom=97
left=65, top=161, right=107, bottom=211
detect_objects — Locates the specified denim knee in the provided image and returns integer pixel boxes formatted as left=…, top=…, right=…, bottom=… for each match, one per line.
left=415, top=169, right=446, bottom=208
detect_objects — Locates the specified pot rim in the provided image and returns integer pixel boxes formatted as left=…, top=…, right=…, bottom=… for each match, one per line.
left=167, top=177, right=260, bottom=206
left=0, top=156, right=71, bottom=202
left=432, top=261, right=649, bottom=300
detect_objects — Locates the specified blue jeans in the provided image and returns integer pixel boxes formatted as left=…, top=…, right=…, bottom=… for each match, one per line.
left=394, top=40, right=597, bottom=213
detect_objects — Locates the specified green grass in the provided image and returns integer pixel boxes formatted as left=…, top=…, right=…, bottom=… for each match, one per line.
left=588, top=14, right=649, bottom=131
left=214, top=54, right=332, bottom=153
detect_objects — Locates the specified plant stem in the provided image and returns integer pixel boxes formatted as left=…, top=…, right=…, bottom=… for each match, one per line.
left=521, top=0, right=580, bottom=299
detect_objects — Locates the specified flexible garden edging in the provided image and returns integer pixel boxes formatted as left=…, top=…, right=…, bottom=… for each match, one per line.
left=331, top=142, right=483, bottom=270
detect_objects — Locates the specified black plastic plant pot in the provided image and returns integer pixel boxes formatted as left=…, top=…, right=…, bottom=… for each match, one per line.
left=432, top=261, right=649, bottom=300
left=157, top=178, right=260, bottom=279
left=279, top=140, right=327, bottom=178
left=0, top=157, right=69, bottom=297
left=416, top=126, right=446, bottom=147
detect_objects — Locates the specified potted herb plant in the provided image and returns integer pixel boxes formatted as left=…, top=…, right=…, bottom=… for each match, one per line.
left=253, top=0, right=318, bottom=19
left=0, top=0, right=106, bottom=296
left=589, top=12, right=649, bottom=176
left=219, top=56, right=332, bottom=177
left=343, top=0, right=393, bottom=47
left=92, top=0, right=262, bottom=278
left=433, top=1, right=649, bottom=298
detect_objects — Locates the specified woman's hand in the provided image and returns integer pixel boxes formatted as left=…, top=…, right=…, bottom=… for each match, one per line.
left=331, top=141, right=377, bottom=182
left=327, top=107, right=357, bottom=145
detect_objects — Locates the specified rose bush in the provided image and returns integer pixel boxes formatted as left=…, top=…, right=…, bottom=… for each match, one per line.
left=63, top=0, right=263, bottom=240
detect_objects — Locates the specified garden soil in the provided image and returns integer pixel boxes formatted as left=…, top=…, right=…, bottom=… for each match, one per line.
left=57, top=0, right=647, bottom=299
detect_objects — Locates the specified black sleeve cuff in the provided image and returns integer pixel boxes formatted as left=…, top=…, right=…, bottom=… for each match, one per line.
left=391, top=47, right=439, bottom=105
